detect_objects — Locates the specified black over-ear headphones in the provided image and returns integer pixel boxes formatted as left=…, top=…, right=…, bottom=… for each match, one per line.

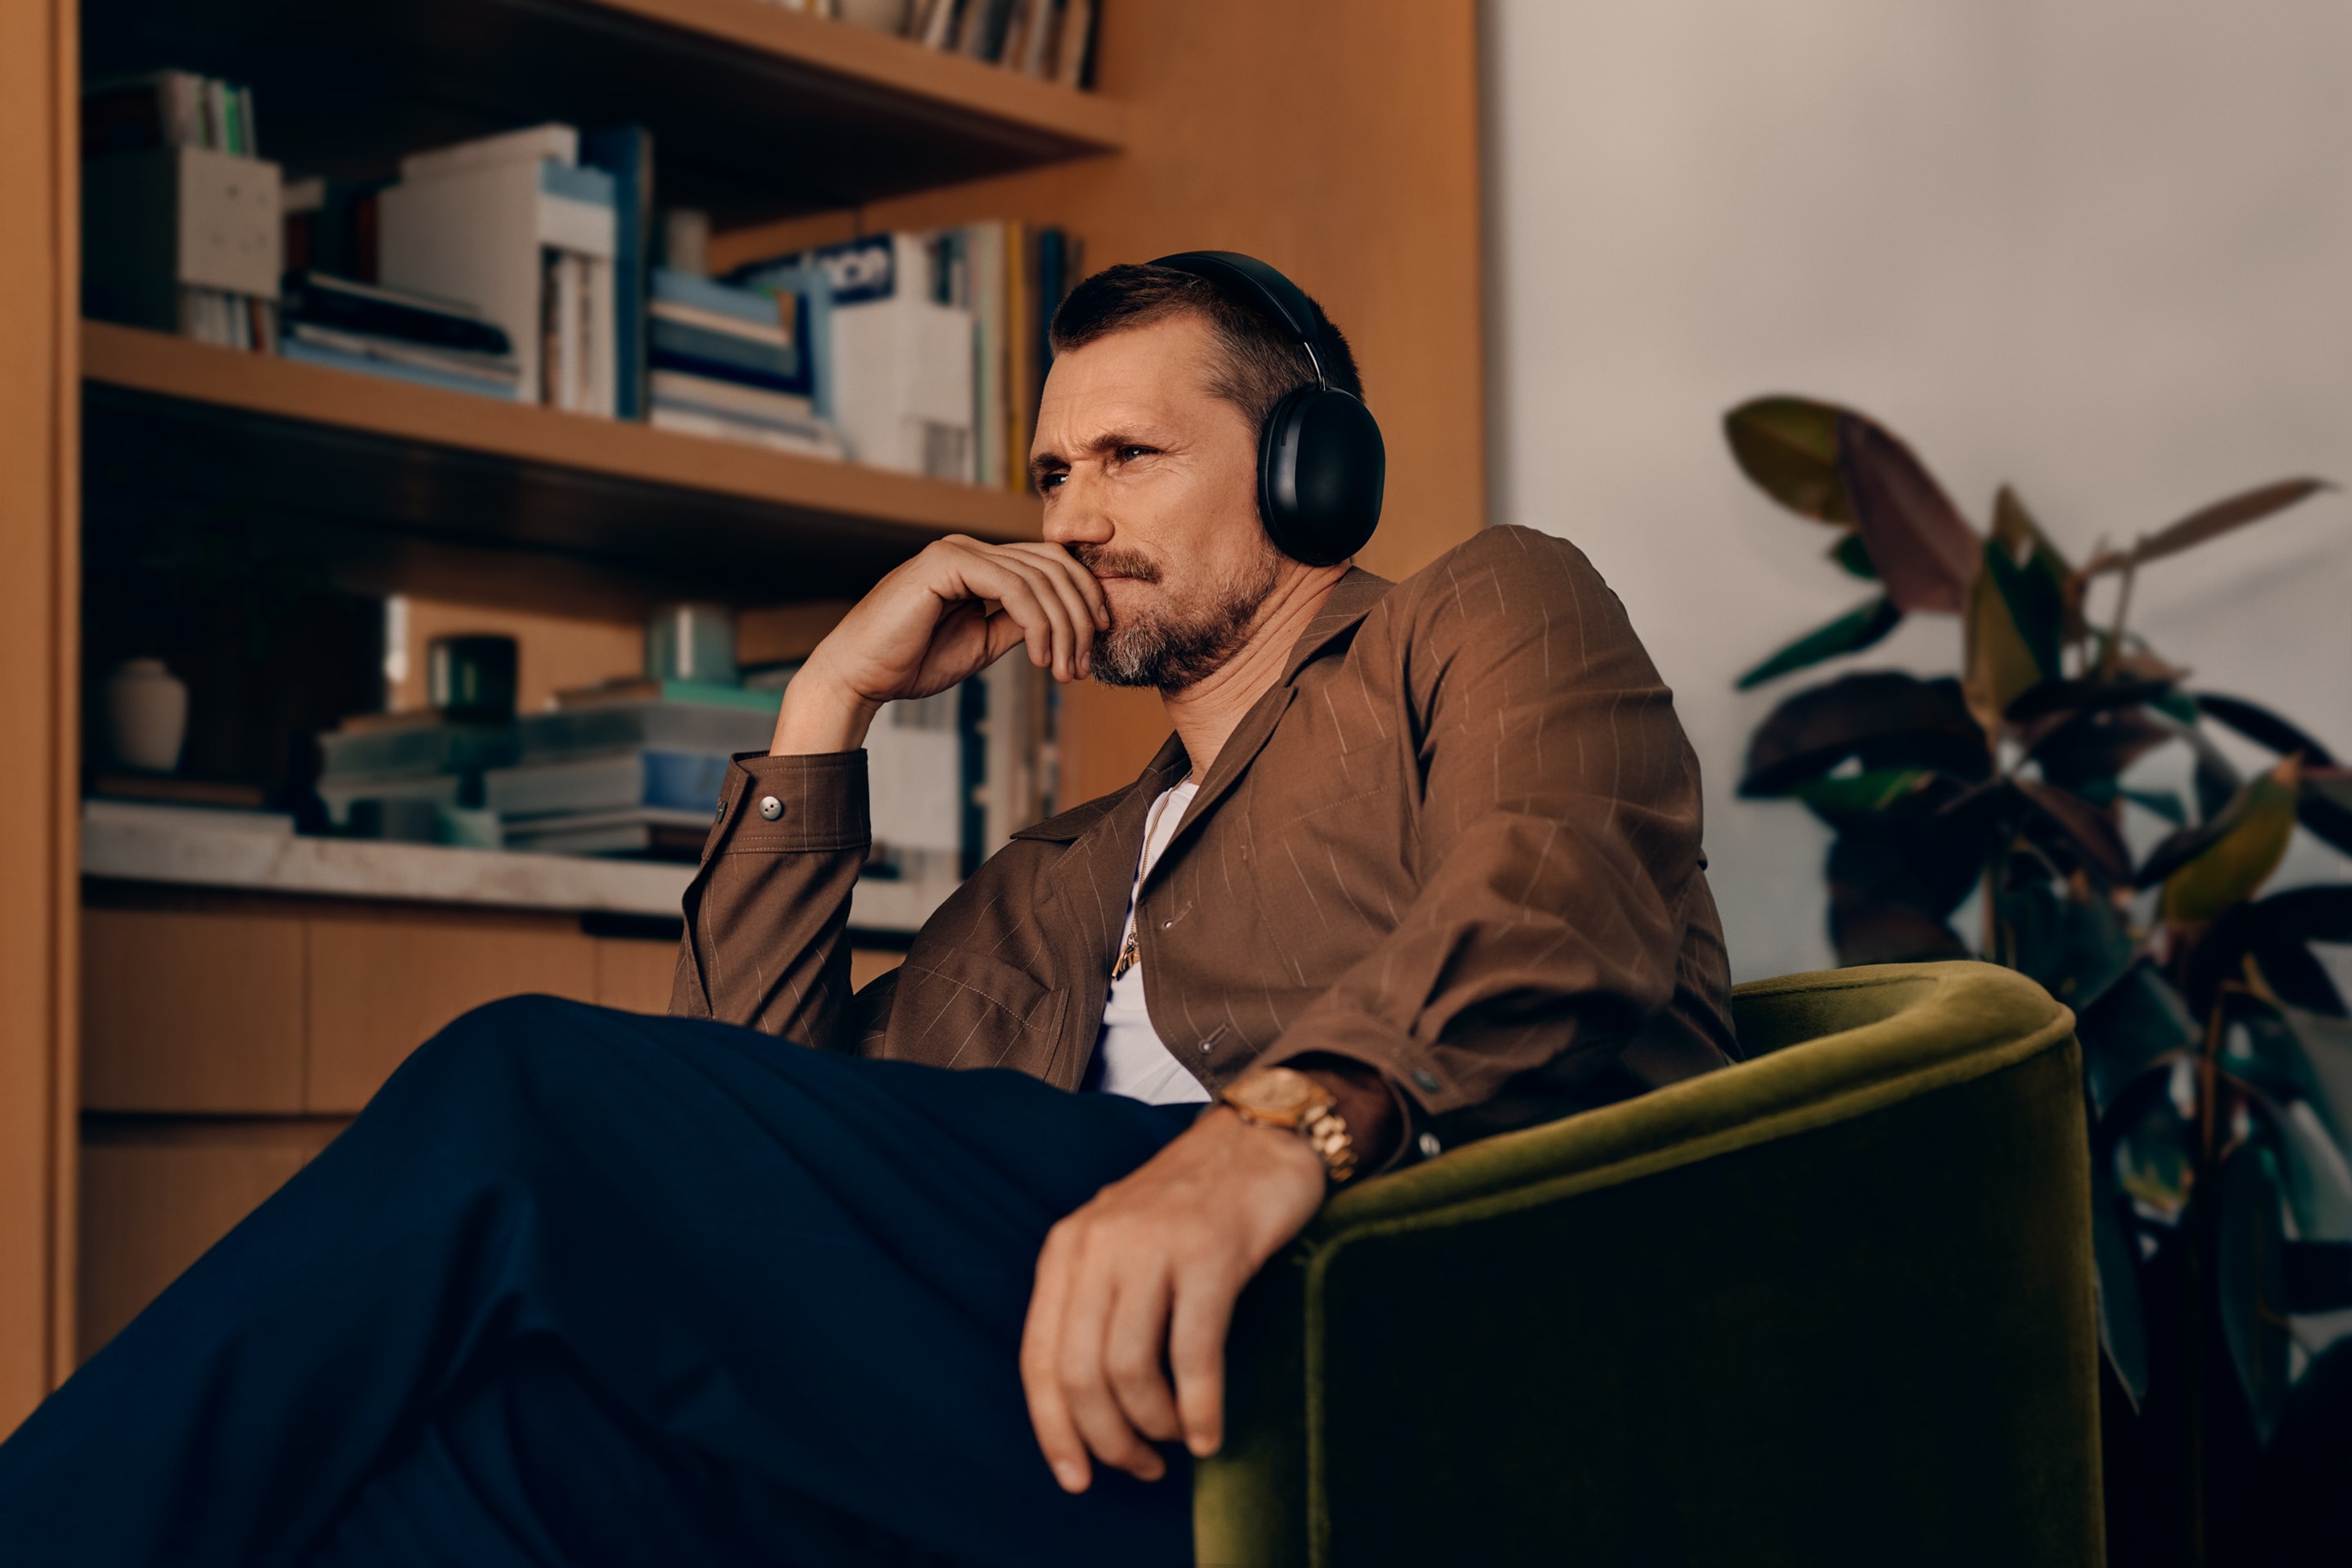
left=1148, top=251, right=1385, bottom=567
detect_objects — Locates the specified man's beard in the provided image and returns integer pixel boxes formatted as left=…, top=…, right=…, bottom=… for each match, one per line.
left=1074, top=541, right=1283, bottom=692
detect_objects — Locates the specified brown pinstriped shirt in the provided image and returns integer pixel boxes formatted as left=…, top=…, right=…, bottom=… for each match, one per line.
left=670, top=525, right=1736, bottom=1149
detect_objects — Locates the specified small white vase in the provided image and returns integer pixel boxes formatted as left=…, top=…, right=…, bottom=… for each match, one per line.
left=105, top=658, right=189, bottom=773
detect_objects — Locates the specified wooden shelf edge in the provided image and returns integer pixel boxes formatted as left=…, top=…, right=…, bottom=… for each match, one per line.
left=592, top=0, right=1126, bottom=153
left=81, top=321, right=1043, bottom=543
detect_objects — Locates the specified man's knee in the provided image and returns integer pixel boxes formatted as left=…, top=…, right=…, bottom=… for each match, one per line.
left=396, top=993, right=604, bottom=1099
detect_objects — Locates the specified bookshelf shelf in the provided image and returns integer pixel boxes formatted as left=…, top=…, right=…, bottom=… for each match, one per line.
left=82, top=0, right=1124, bottom=226
left=83, top=320, right=1042, bottom=612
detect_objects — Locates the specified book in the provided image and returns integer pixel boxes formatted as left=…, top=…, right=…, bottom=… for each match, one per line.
left=648, top=404, right=846, bottom=459
left=379, top=140, right=617, bottom=410
left=281, top=335, right=522, bottom=400
left=553, top=678, right=783, bottom=714
left=399, top=123, right=579, bottom=183
left=317, top=717, right=519, bottom=778
left=484, top=748, right=739, bottom=820
left=1055, top=0, right=1096, bottom=86
left=314, top=769, right=464, bottom=827
left=520, top=696, right=778, bottom=760
left=649, top=369, right=816, bottom=427
left=499, top=807, right=715, bottom=859
left=280, top=271, right=512, bottom=356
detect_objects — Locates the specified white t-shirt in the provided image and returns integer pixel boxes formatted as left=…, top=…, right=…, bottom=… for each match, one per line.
left=1085, top=781, right=1212, bottom=1105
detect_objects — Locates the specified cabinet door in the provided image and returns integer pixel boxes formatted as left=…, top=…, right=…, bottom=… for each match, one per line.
left=307, top=920, right=596, bottom=1111
left=81, top=908, right=306, bottom=1114
left=77, top=1118, right=346, bottom=1361
left=592, top=937, right=679, bottom=1015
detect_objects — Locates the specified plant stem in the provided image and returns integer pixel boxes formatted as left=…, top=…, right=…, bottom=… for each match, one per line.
left=2100, top=548, right=2141, bottom=679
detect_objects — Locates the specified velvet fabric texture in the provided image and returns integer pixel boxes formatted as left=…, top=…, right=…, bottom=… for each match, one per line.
left=1194, top=961, right=2103, bottom=1567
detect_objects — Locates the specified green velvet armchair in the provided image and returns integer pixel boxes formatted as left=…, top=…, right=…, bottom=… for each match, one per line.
left=1195, top=961, right=2103, bottom=1567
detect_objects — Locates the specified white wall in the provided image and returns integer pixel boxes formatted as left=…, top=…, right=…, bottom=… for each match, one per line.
left=1484, top=0, right=2352, bottom=982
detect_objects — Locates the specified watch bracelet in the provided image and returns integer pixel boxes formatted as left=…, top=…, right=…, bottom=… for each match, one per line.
left=1305, top=1109, right=1359, bottom=1184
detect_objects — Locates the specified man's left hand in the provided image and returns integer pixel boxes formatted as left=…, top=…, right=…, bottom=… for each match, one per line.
left=1019, top=1107, right=1325, bottom=1492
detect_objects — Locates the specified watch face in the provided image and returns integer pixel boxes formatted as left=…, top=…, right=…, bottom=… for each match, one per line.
left=1225, top=1067, right=1323, bottom=1121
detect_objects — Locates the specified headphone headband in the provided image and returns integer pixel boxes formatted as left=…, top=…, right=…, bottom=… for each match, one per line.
left=1148, top=251, right=1330, bottom=387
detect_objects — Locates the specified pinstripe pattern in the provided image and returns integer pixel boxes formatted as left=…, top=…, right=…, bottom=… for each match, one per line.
left=674, top=527, right=1735, bottom=1141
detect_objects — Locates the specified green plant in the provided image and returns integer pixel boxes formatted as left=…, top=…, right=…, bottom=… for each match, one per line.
left=1723, top=396, right=2352, bottom=1557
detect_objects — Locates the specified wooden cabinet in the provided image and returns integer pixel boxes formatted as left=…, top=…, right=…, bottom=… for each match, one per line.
left=72, top=890, right=908, bottom=1359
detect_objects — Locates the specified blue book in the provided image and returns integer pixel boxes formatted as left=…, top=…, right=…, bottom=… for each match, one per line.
left=281, top=336, right=521, bottom=401
left=648, top=317, right=801, bottom=388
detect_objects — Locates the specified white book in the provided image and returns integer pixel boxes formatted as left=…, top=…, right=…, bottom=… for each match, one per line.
left=649, top=404, right=845, bottom=460
left=829, top=233, right=977, bottom=479
left=400, top=123, right=578, bottom=182
left=650, top=369, right=813, bottom=423
left=649, top=296, right=792, bottom=348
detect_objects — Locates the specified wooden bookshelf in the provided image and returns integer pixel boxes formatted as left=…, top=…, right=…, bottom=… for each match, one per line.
left=83, top=320, right=1042, bottom=612
left=6, top=0, right=1490, bottom=1422
left=81, top=0, right=1125, bottom=226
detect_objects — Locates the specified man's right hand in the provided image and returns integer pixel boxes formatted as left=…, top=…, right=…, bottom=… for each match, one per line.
left=771, top=535, right=1109, bottom=755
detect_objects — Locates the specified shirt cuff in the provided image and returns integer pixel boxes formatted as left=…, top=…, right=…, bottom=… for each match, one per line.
left=704, top=750, right=870, bottom=857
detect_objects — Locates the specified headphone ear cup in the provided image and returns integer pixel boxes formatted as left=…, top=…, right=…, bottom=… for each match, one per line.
left=1257, top=387, right=1387, bottom=567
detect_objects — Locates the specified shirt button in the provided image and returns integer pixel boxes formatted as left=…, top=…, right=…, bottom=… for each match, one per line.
left=712, top=798, right=727, bottom=823
left=1411, top=1069, right=1441, bottom=1093
left=1418, top=1131, right=1444, bottom=1159
left=758, top=795, right=783, bottom=821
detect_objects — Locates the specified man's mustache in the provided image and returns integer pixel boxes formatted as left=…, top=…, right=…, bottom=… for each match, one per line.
left=1069, top=543, right=1162, bottom=585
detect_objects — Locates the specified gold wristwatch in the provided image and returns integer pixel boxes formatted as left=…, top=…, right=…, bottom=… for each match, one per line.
left=1219, top=1066, right=1359, bottom=1184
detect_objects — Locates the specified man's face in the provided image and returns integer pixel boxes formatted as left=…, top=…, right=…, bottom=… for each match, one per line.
left=1030, top=314, right=1284, bottom=690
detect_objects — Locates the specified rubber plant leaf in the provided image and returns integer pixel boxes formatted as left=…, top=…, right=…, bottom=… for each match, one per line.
left=2087, top=477, right=2335, bottom=576
left=1834, top=412, right=1980, bottom=614
left=2270, top=1101, right=2352, bottom=1243
left=1738, top=672, right=1989, bottom=797
left=2089, top=1119, right=2150, bottom=1407
left=2187, top=725, right=2244, bottom=820
left=1962, top=538, right=2049, bottom=733
left=2112, top=1068, right=2196, bottom=1219
left=1989, top=485, right=2078, bottom=650
left=2015, top=777, right=2133, bottom=885
left=2006, top=677, right=2174, bottom=725
left=2276, top=1002, right=2352, bottom=1151
left=2161, top=756, right=2301, bottom=923
left=1722, top=396, right=1851, bottom=522
left=1790, top=767, right=1933, bottom=818
left=2195, top=693, right=2340, bottom=767
left=2300, top=769, right=2352, bottom=856
left=2078, top=962, right=2197, bottom=1115
left=1734, top=597, right=1902, bottom=691
left=2216, top=1142, right=2293, bottom=1447
left=1830, top=532, right=1877, bottom=579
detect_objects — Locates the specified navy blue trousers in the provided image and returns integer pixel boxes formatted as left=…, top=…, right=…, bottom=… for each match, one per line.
left=0, top=996, right=1200, bottom=1567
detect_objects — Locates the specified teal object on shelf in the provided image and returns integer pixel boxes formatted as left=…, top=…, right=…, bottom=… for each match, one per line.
left=1195, top=961, right=2102, bottom=1567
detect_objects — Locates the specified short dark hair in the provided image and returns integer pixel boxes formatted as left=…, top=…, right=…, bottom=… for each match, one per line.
left=1047, top=263, right=1365, bottom=435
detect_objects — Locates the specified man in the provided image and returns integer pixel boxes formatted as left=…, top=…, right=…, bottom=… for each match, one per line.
left=0, top=257, right=1732, bottom=1567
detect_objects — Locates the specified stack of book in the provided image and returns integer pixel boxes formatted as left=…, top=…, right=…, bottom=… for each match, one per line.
left=647, top=269, right=844, bottom=459
left=312, top=711, right=519, bottom=838
left=729, top=222, right=1079, bottom=491
left=279, top=272, right=522, bottom=401
left=486, top=681, right=782, bottom=858
left=80, top=69, right=281, bottom=353
left=378, top=124, right=638, bottom=415
left=902, top=0, right=1098, bottom=85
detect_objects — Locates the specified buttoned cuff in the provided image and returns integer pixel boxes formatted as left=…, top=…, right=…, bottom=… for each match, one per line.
left=704, top=750, right=870, bottom=858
